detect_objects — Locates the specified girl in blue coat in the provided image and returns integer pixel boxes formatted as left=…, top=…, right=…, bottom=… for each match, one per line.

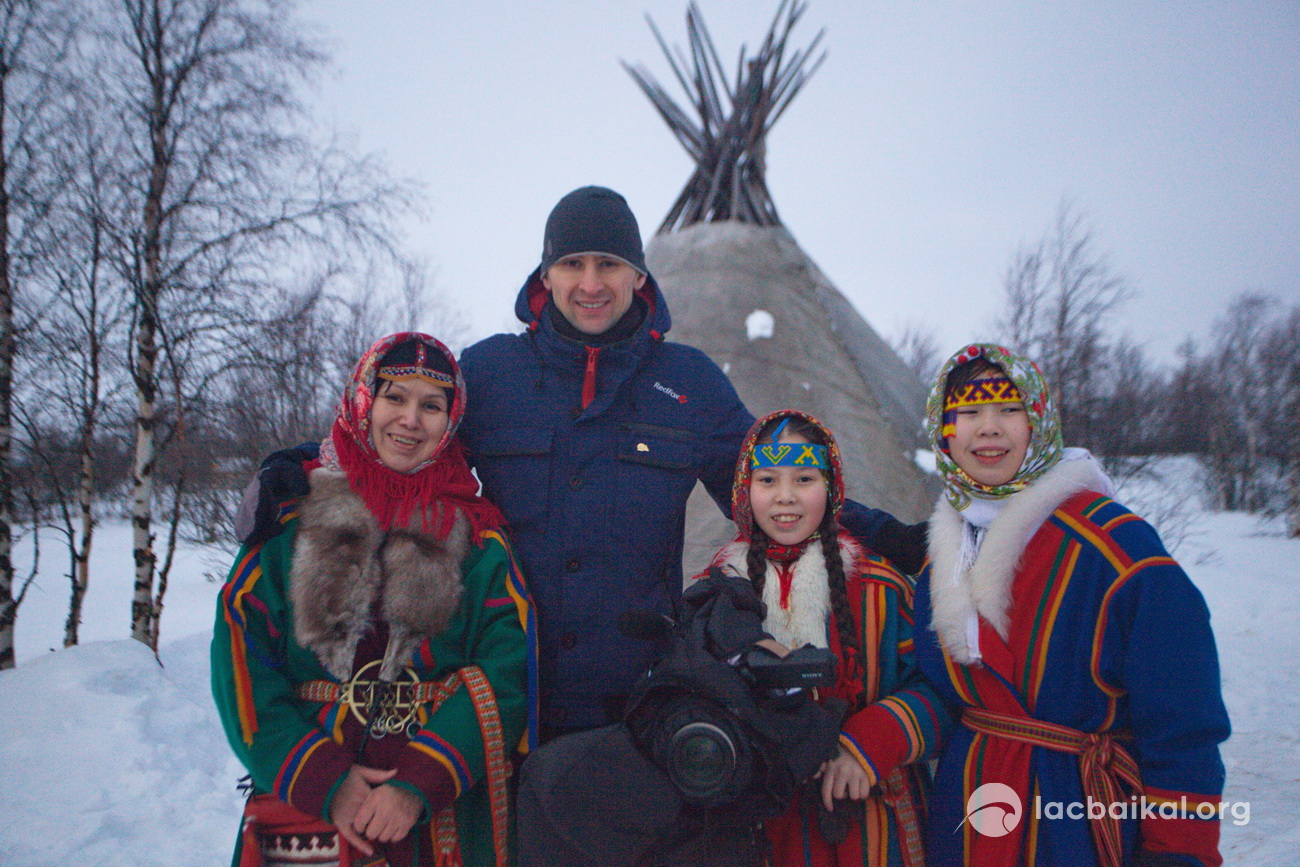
left=913, top=343, right=1229, bottom=867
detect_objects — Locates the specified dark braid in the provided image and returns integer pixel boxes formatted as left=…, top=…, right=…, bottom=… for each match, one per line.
left=821, top=515, right=860, bottom=680
left=746, top=526, right=770, bottom=597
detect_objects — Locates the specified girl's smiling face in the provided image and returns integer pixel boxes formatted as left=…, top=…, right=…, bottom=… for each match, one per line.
left=948, top=401, right=1031, bottom=487
left=749, top=431, right=828, bottom=545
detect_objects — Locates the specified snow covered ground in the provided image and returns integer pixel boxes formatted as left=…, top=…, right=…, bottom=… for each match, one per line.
left=1, top=463, right=1297, bottom=865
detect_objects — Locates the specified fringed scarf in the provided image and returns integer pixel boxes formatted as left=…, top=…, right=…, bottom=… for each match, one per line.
left=319, top=331, right=503, bottom=541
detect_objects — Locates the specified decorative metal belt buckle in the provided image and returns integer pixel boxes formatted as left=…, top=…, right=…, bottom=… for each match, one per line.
left=340, top=659, right=421, bottom=736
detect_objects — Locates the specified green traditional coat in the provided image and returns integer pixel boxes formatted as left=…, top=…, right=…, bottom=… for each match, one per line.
left=212, top=492, right=535, bottom=867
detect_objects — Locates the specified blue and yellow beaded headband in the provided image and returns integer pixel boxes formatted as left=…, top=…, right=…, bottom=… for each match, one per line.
left=749, top=418, right=829, bottom=469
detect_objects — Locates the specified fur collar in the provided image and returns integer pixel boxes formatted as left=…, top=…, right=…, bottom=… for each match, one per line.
left=926, top=458, right=1111, bottom=664
left=712, top=535, right=859, bottom=650
left=290, top=468, right=469, bottom=681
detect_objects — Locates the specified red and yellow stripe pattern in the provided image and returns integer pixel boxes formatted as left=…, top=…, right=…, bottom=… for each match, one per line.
left=221, top=502, right=298, bottom=744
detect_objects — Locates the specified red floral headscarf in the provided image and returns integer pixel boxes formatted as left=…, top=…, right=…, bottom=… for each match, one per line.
left=317, top=331, right=502, bottom=541
left=730, top=409, right=845, bottom=543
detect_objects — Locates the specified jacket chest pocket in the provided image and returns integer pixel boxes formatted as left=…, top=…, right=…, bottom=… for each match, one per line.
left=471, top=427, right=553, bottom=531
left=614, top=425, right=699, bottom=550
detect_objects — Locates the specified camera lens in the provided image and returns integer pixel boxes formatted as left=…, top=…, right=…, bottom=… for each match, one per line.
left=668, top=721, right=736, bottom=800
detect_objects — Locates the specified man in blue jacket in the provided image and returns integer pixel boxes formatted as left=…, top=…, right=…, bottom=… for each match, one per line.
left=457, top=186, right=918, bottom=740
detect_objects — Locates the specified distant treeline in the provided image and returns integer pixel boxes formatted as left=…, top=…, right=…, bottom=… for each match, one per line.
left=2, top=1, right=1295, bottom=670
left=891, top=202, right=1300, bottom=531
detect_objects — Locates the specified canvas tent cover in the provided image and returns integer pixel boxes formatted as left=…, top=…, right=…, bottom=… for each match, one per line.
left=647, top=220, right=936, bottom=574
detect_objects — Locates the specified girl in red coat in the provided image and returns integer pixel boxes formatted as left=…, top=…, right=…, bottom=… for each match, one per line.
left=701, top=409, right=949, bottom=866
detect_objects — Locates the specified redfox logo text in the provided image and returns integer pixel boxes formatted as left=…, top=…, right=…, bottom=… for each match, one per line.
left=653, top=381, right=688, bottom=404
left=960, top=783, right=1250, bottom=837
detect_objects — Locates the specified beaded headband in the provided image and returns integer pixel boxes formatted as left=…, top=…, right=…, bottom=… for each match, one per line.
left=750, top=441, right=829, bottom=469
left=378, top=368, right=455, bottom=388
left=750, top=419, right=830, bottom=469
left=944, top=376, right=1023, bottom=410
left=748, top=418, right=826, bottom=467
left=941, top=375, right=1021, bottom=440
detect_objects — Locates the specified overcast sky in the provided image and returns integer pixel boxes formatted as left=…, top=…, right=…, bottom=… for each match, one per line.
left=303, top=1, right=1298, bottom=364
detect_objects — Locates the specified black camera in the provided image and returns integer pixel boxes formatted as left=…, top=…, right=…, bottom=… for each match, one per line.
left=636, top=644, right=837, bottom=809
left=516, top=572, right=844, bottom=867
left=743, top=644, right=837, bottom=691
left=622, top=572, right=844, bottom=821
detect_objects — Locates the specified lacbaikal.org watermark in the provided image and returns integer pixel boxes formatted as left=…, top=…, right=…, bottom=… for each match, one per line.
left=960, top=783, right=1250, bottom=838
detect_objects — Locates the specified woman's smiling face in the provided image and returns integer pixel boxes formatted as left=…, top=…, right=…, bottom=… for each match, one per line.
left=948, top=400, right=1031, bottom=487
left=369, top=378, right=450, bottom=473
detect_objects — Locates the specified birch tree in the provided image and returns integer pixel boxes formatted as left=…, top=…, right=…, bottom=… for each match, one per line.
left=996, top=200, right=1129, bottom=450
left=1258, top=303, right=1300, bottom=535
left=1201, top=294, right=1274, bottom=511
left=0, top=0, right=77, bottom=669
left=97, top=0, right=405, bottom=648
left=19, top=73, right=135, bottom=648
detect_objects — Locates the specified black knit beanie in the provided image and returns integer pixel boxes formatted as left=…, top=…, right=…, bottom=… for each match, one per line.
left=540, top=186, right=647, bottom=275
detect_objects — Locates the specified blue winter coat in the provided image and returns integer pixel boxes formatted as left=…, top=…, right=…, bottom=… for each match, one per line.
left=459, top=271, right=893, bottom=733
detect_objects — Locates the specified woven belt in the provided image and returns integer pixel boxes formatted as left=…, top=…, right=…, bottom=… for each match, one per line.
left=962, top=707, right=1141, bottom=867
left=878, top=765, right=925, bottom=867
left=297, top=661, right=460, bottom=736
left=429, top=666, right=510, bottom=867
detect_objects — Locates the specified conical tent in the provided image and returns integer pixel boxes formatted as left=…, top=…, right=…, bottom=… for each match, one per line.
left=629, top=2, right=935, bottom=572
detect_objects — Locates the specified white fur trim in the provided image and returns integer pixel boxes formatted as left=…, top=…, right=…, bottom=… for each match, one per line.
left=926, top=458, right=1112, bottom=664
left=711, top=537, right=858, bottom=650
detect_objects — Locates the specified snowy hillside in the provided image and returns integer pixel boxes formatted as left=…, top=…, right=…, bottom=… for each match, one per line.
left=1, top=464, right=1297, bottom=865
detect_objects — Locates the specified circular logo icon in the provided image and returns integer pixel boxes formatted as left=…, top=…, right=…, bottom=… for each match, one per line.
left=961, top=782, right=1022, bottom=837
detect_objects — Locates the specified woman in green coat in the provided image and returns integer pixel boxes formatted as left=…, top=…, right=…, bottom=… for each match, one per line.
left=212, top=332, right=535, bottom=867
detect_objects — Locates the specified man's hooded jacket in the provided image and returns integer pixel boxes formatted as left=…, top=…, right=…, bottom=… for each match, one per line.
left=458, top=270, right=754, bottom=732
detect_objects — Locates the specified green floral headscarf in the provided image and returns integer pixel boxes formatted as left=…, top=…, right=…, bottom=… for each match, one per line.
left=925, top=343, right=1063, bottom=511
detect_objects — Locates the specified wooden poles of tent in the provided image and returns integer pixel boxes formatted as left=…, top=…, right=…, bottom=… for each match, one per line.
left=623, top=0, right=826, bottom=233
